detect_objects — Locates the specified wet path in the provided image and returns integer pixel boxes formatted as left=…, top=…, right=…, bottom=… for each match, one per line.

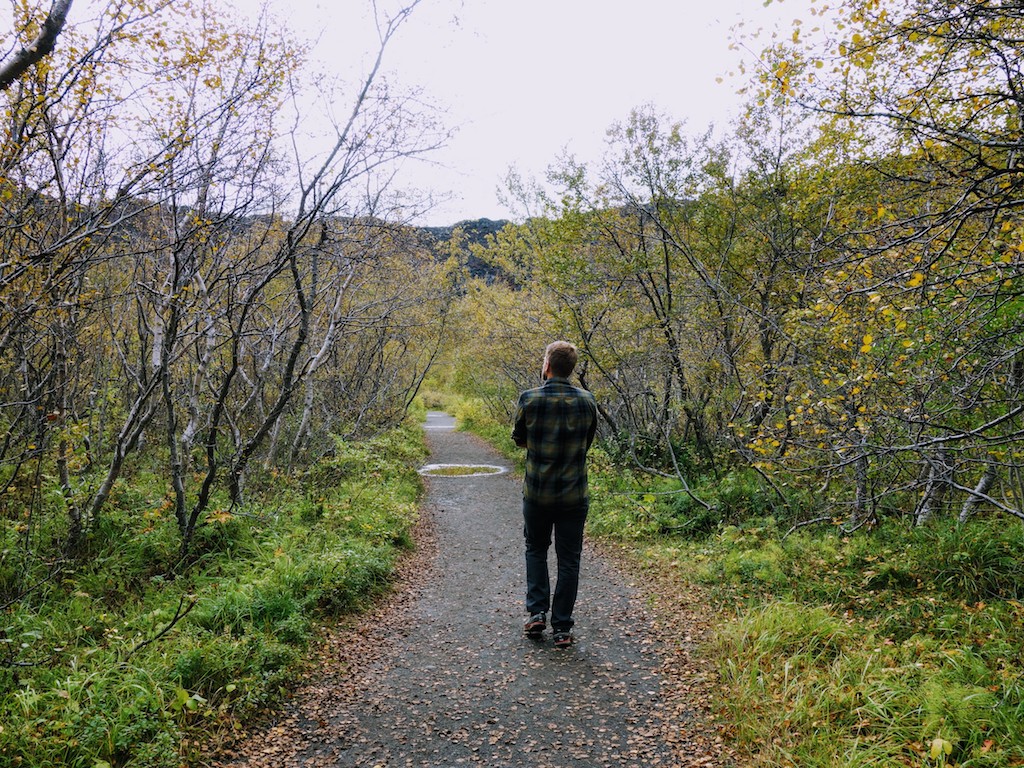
left=220, top=412, right=675, bottom=766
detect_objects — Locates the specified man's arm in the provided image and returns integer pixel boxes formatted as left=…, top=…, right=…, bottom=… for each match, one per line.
left=512, top=396, right=528, bottom=448
left=585, top=396, right=597, bottom=450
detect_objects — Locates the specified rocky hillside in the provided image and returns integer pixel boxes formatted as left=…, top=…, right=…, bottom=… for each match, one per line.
left=420, top=217, right=509, bottom=281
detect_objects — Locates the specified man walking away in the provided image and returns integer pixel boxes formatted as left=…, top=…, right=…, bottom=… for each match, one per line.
left=512, top=341, right=598, bottom=648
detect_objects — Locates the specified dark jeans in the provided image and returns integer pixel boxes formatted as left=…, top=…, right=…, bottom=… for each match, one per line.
left=523, top=499, right=588, bottom=631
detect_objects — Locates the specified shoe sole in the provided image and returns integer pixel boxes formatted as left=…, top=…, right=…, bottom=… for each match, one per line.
left=524, top=623, right=545, bottom=639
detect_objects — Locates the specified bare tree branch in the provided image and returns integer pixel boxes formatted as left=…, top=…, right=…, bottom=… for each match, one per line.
left=126, top=593, right=198, bottom=658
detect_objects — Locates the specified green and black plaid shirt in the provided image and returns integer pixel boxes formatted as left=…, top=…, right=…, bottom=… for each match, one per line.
left=512, top=377, right=598, bottom=507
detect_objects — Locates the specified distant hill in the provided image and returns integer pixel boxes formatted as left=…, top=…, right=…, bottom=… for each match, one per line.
left=419, top=217, right=509, bottom=281
left=420, top=217, right=508, bottom=245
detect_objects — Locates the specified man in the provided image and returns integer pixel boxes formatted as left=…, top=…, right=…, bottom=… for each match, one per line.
left=512, top=341, right=598, bottom=648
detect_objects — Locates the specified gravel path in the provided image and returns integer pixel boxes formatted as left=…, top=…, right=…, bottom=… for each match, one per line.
left=215, top=412, right=699, bottom=767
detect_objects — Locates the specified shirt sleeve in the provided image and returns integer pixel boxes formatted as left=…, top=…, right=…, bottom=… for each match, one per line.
left=585, top=395, right=597, bottom=449
left=511, top=394, right=527, bottom=446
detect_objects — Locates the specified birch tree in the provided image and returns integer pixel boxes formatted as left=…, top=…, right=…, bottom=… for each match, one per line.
left=1, top=0, right=451, bottom=566
left=741, top=0, right=1024, bottom=525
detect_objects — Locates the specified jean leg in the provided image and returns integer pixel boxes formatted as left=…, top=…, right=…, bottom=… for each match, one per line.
left=551, top=503, right=588, bottom=630
left=523, top=500, right=553, bottom=615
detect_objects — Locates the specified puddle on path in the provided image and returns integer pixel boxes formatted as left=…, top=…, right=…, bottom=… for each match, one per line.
left=418, top=463, right=507, bottom=477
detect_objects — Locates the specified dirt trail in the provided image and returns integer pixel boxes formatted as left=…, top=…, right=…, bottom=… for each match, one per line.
left=216, top=413, right=719, bottom=767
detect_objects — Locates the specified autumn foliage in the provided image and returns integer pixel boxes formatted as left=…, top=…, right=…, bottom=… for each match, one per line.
left=1, top=2, right=450, bottom=763
left=457, top=0, right=1024, bottom=538
left=2, top=0, right=1023, bottom=765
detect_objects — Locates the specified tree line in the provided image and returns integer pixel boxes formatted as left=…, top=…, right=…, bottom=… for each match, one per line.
left=454, top=0, right=1024, bottom=533
left=0, top=0, right=455, bottom=583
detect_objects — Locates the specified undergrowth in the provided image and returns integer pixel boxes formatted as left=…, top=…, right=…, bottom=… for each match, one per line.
left=0, top=421, right=427, bottom=767
left=447, top=391, right=1024, bottom=767
left=644, top=519, right=1024, bottom=767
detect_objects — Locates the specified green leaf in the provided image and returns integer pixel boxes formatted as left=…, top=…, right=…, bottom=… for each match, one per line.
left=171, top=687, right=190, bottom=711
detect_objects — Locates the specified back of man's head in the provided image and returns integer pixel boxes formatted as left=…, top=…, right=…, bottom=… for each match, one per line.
left=545, top=341, right=578, bottom=378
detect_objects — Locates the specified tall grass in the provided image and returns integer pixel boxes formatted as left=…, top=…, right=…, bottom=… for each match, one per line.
left=430, top=388, right=1024, bottom=765
left=0, top=421, right=427, bottom=767
left=647, top=518, right=1024, bottom=767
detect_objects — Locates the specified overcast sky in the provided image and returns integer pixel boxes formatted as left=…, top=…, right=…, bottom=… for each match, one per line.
left=230, top=0, right=822, bottom=225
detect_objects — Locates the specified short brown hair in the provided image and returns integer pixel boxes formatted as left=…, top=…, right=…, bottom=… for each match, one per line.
left=545, top=341, right=578, bottom=378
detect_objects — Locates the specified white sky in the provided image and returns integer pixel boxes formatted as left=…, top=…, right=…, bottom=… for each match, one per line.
left=235, top=0, right=820, bottom=225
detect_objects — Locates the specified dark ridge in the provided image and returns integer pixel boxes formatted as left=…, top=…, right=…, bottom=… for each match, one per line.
left=419, top=217, right=510, bottom=281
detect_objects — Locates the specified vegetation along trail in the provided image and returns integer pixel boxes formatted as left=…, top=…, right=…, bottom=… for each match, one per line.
left=217, top=412, right=712, bottom=767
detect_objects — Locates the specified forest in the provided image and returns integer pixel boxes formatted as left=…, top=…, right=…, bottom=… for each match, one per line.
left=2, top=0, right=1023, bottom=766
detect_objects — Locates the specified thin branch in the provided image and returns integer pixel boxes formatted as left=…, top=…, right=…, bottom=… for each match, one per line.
left=947, top=479, right=1024, bottom=523
left=783, top=516, right=835, bottom=539
left=127, top=593, right=198, bottom=658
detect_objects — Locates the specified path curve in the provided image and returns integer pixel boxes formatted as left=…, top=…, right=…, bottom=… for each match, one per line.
left=216, top=412, right=684, bottom=766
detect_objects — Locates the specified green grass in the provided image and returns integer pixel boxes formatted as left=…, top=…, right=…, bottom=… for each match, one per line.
left=419, top=389, right=1024, bottom=767
left=0, top=420, right=427, bottom=767
left=639, top=518, right=1024, bottom=768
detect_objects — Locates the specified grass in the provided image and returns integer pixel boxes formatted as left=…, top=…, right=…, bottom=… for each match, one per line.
left=0, top=420, right=427, bottom=768
left=445, top=392, right=1024, bottom=768
left=641, top=519, right=1024, bottom=768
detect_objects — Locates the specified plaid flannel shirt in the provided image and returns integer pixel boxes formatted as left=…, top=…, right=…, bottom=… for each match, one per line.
left=512, top=377, right=598, bottom=507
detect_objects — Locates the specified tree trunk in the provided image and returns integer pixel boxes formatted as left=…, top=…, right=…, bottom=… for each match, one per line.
left=915, top=448, right=952, bottom=526
left=958, top=462, right=997, bottom=524
left=848, top=434, right=872, bottom=530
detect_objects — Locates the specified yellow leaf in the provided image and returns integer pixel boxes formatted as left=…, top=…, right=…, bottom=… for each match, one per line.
left=209, top=509, right=234, bottom=524
left=929, top=737, right=952, bottom=759
left=908, top=272, right=925, bottom=288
